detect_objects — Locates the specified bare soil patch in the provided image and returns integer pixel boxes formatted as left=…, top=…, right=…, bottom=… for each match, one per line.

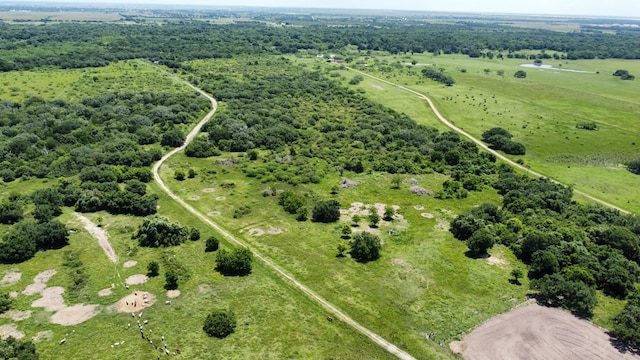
left=421, top=213, right=434, bottom=219
left=341, top=178, right=358, bottom=189
left=249, top=228, right=265, bottom=236
left=0, top=324, right=24, bottom=340
left=1, top=271, right=21, bottom=286
left=435, top=218, right=449, bottom=232
left=50, top=304, right=99, bottom=326
left=207, top=211, right=221, bottom=216
left=202, top=188, right=216, bottom=193
left=410, top=186, right=433, bottom=196
left=215, top=196, right=226, bottom=201
left=413, top=205, right=424, bottom=210
left=8, top=292, right=18, bottom=299
left=32, top=286, right=66, bottom=312
left=460, top=304, right=637, bottom=360
left=267, top=227, right=283, bottom=235
left=487, top=255, right=508, bottom=266
left=75, top=213, right=118, bottom=263
left=166, top=290, right=180, bottom=299
left=98, top=288, right=113, bottom=297
left=123, top=260, right=138, bottom=268
left=115, top=291, right=156, bottom=313
left=1, top=310, right=32, bottom=321
left=22, top=269, right=57, bottom=296
left=188, top=195, right=201, bottom=201
left=32, top=330, right=54, bottom=343
left=125, top=274, right=148, bottom=285
left=34, top=269, right=57, bottom=284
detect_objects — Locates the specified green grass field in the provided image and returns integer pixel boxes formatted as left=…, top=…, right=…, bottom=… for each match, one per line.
left=321, top=53, right=640, bottom=213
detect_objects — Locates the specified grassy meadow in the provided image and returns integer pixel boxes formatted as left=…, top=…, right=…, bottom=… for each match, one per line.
left=314, top=53, right=640, bottom=213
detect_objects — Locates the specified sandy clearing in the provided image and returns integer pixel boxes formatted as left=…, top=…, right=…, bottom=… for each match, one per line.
left=32, top=330, right=54, bottom=343
left=267, top=227, right=283, bottom=235
left=22, top=283, right=47, bottom=296
left=421, top=213, right=434, bottom=219
left=215, top=196, right=226, bottom=201
left=435, top=218, right=449, bottom=231
left=34, top=269, right=57, bottom=283
left=166, top=290, right=180, bottom=298
left=98, top=288, right=113, bottom=297
left=459, top=304, right=637, bottom=360
left=1, top=310, right=32, bottom=321
left=115, top=291, right=156, bottom=313
left=32, top=286, right=66, bottom=312
left=249, top=228, right=265, bottom=236
left=207, top=211, right=221, bottom=216
left=74, top=213, right=118, bottom=263
left=123, top=260, right=138, bottom=268
left=51, top=304, right=99, bottom=326
left=0, top=324, right=24, bottom=340
left=1, top=271, right=21, bottom=286
left=413, top=205, right=424, bottom=210
left=9, top=292, right=18, bottom=299
left=125, top=274, right=148, bottom=285
left=202, top=188, right=216, bottom=193
left=487, top=255, right=508, bottom=266
left=188, top=195, right=201, bottom=201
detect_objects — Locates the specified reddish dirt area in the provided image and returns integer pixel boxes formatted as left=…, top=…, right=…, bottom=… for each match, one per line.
left=456, top=304, right=639, bottom=360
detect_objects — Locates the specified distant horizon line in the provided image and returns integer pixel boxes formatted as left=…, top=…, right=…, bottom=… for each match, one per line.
left=3, top=1, right=640, bottom=21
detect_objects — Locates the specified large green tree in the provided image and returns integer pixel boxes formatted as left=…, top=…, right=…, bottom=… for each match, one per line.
left=350, top=232, right=382, bottom=262
left=203, top=310, right=236, bottom=338
left=133, top=215, right=190, bottom=247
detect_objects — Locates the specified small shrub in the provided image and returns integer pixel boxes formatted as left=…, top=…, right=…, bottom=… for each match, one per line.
left=190, top=228, right=201, bottom=241
left=205, top=236, right=219, bottom=252
left=174, top=170, right=186, bottom=181
left=147, top=261, right=160, bottom=277
left=203, top=309, right=236, bottom=338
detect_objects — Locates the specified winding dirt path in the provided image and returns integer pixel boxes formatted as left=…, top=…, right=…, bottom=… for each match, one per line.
left=346, top=67, right=631, bottom=215
left=151, top=65, right=416, bottom=360
left=74, top=212, right=117, bottom=263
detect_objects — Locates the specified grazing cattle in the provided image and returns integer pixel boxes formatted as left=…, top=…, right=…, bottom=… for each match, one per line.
left=59, top=338, right=66, bottom=345
left=327, top=316, right=334, bottom=322
left=143, top=320, right=148, bottom=324
left=165, top=300, right=171, bottom=305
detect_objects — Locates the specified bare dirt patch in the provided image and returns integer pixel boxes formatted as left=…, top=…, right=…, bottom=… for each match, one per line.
left=413, top=205, right=424, bottom=210
left=341, top=178, right=358, bottom=189
left=409, top=186, right=433, bottom=196
left=75, top=213, right=118, bottom=263
left=421, top=213, right=434, bottom=219
left=267, top=227, right=283, bottom=235
left=460, top=303, right=637, bottom=360
left=248, top=228, right=265, bottom=237
left=115, top=291, right=156, bottom=313
left=202, top=188, right=216, bottom=193
left=98, top=288, right=113, bottom=297
left=0, top=324, right=24, bottom=340
left=215, top=196, right=226, bottom=201
left=449, top=341, right=466, bottom=354
left=435, top=218, right=449, bottom=232
left=166, top=290, right=180, bottom=299
left=188, top=195, right=201, bottom=201
left=22, top=269, right=57, bottom=296
left=34, top=269, right=57, bottom=284
left=32, top=330, right=54, bottom=343
left=487, top=255, right=508, bottom=266
left=8, top=292, right=18, bottom=299
left=123, top=260, right=138, bottom=268
left=207, top=211, right=221, bottom=216
left=1, top=310, right=32, bottom=321
left=32, top=286, right=66, bottom=312
left=125, top=274, right=148, bottom=285
left=50, top=304, right=99, bottom=326
left=1, top=271, right=21, bottom=286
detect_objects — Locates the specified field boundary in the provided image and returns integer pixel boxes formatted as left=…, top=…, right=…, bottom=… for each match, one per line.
left=150, top=63, right=417, bottom=360
left=346, top=66, right=631, bottom=215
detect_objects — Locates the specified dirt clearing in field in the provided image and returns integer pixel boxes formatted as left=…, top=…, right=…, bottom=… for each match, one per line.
left=22, top=269, right=57, bottom=296
left=166, top=290, right=180, bottom=298
left=75, top=213, right=118, bottom=263
left=457, top=303, right=637, bottom=360
left=98, top=288, right=113, bottom=297
left=32, top=286, right=66, bottom=312
left=248, top=228, right=265, bottom=236
left=50, top=304, right=99, bottom=326
left=32, top=330, right=54, bottom=343
left=188, top=195, right=201, bottom=201
left=1, top=271, right=21, bottom=286
left=0, top=324, right=24, bottom=339
left=207, top=211, right=221, bottom=216
left=115, top=291, right=156, bottom=313
left=1, top=310, right=32, bottom=321
left=215, top=196, right=226, bottom=201
left=123, top=260, right=137, bottom=268
left=125, top=274, right=148, bottom=285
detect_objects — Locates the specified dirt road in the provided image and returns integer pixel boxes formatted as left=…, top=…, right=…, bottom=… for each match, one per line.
left=346, top=67, right=631, bottom=215
left=151, top=65, right=417, bottom=360
left=74, top=212, right=118, bottom=263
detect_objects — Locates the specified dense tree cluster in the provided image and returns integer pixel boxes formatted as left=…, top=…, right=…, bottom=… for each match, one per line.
left=312, top=200, right=341, bottom=223
left=133, top=215, right=192, bottom=248
left=421, top=67, right=455, bottom=86
left=0, top=337, right=38, bottom=360
left=349, top=232, right=382, bottom=262
left=450, top=165, right=640, bottom=319
left=481, top=127, right=526, bottom=155
left=0, top=219, right=69, bottom=264
left=203, top=309, right=236, bottom=338
left=613, top=69, right=635, bottom=80
left=215, top=247, right=252, bottom=276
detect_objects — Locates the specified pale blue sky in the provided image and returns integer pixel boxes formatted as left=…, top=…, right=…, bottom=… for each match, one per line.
left=18, top=0, right=640, bottom=18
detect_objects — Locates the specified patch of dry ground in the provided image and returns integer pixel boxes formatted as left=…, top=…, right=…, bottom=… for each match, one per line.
left=98, top=288, right=113, bottom=297
left=371, top=84, right=384, bottom=90
left=123, top=260, right=137, bottom=268
left=1, top=271, right=21, bottom=286
left=32, top=330, right=54, bottom=343
left=487, top=255, right=508, bottom=266
left=202, top=188, right=216, bottom=193
left=421, top=213, right=434, bottom=219
left=215, top=196, right=226, bottom=201
left=0, top=310, right=32, bottom=321
left=457, top=304, right=638, bottom=360
left=166, top=290, right=180, bottom=298
left=248, top=228, right=265, bottom=236
left=207, top=211, right=221, bottom=216
left=32, top=287, right=66, bottom=312
left=125, top=274, right=148, bottom=285
left=188, top=195, right=201, bottom=201
left=22, top=269, right=57, bottom=296
left=75, top=213, right=118, bottom=263
left=0, top=324, right=24, bottom=339
left=115, top=291, right=156, bottom=313
left=50, top=304, right=99, bottom=326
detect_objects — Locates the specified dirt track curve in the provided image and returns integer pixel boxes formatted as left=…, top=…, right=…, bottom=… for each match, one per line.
left=346, top=67, right=631, bottom=215
left=151, top=66, right=417, bottom=360
left=74, top=212, right=118, bottom=263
